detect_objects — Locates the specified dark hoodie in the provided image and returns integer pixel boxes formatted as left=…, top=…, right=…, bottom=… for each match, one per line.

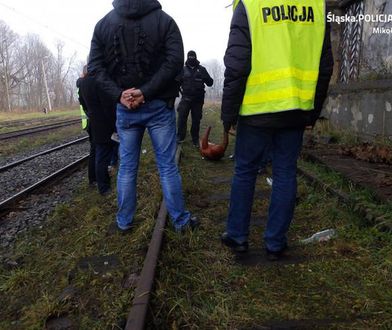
left=179, top=54, right=213, bottom=102
left=88, top=0, right=184, bottom=105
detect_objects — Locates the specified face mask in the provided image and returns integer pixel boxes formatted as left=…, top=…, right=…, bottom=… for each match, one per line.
left=187, top=58, right=197, bottom=66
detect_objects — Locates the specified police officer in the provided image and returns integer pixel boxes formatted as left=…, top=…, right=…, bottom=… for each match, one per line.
left=177, top=50, right=213, bottom=147
left=220, top=0, right=333, bottom=259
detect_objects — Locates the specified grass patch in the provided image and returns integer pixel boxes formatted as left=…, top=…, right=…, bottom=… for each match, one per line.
left=150, top=106, right=392, bottom=329
left=0, top=136, right=163, bottom=328
left=0, top=108, right=80, bottom=122
left=299, top=159, right=392, bottom=230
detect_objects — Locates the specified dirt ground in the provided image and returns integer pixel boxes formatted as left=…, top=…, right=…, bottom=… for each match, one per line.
left=303, top=142, right=392, bottom=202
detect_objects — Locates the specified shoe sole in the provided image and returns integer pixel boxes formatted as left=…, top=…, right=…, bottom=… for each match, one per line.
left=221, top=237, right=248, bottom=253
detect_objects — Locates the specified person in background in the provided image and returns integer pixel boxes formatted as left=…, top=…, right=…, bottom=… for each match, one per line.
left=220, top=0, right=333, bottom=260
left=176, top=50, right=213, bottom=147
left=77, top=65, right=117, bottom=196
left=77, top=67, right=96, bottom=188
left=88, top=0, right=197, bottom=232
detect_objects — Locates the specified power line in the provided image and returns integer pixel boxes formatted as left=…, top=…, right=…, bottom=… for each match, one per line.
left=0, top=1, right=89, bottom=50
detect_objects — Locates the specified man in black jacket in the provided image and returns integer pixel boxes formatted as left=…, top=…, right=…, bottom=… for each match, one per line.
left=220, top=0, right=334, bottom=259
left=88, top=0, right=196, bottom=232
left=177, top=50, right=213, bottom=147
left=78, top=66, right=117, bottom=196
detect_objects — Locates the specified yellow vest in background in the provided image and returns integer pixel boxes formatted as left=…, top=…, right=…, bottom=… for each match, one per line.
left=237, top=0, right=325, bottom=116
left=78, top=88, right=88, bottom=130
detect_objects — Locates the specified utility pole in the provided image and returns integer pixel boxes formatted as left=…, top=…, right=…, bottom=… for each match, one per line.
left=41, top=58, right=52, bottom=112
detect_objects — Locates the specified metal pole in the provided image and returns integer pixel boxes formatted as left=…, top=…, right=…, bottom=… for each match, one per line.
left=41, top=59, right=52, bottom=112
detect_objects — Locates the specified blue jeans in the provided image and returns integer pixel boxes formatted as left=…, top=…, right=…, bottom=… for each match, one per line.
left=226, top=121, right=304, bottom=251
left=116, top=100, right=190, bottom=230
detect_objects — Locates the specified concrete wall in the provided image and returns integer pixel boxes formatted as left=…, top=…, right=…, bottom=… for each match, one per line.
left=323, top=0, right=392, bottom=138
left=324, top=81, right=392, bottom=138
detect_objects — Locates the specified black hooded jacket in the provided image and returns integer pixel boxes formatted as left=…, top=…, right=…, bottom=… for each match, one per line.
left=180, top=59, right=214, bottom=102
left=77, top=75, right=116, bottom=144
left=88, top=0, right=184, bottom=105
left=221, top=1, right=334, bottom=128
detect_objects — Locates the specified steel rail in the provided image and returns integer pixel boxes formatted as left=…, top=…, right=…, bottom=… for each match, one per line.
left=0, top=116, right=79, bottom=129
left=0, top=136, right=88, bottom=173
left=298, top=165, right=391, bottom=231
left=0, top=154, right=89, bottom=214
left=0, top=119, right=81, bottom=140
left=125, top=145, right=182, bottom=330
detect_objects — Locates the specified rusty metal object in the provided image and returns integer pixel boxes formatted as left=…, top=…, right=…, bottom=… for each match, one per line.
left=200, top=126, right=229, bottom=161
left=125, top=145, right=182, bottom=330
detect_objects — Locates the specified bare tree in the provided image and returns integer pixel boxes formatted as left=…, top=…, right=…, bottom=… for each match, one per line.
left=18, top=34, right=52, bottom=110
left=0, top=20, right=22, bottom=111
left=203, top=59, right=225, bottom=101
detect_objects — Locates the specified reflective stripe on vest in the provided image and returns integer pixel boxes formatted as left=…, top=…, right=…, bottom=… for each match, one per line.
left=239, top=0, right=325, bottom=116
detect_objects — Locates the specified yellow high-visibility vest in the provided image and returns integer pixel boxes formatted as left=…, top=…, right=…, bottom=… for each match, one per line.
left=78, top=88, right=88, bottom=130
left=237, top=0, right=325, bottom=116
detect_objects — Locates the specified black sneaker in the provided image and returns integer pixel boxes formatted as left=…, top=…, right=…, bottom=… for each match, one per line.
left=175, top=216, right=200, bottom=233
left=265, top=244, right=288, bottom=261
left=100, top=188, right=112, bottom=197
left=107, top=222, right=133, bottom=235
left=221, top=232, right=248, bottom=253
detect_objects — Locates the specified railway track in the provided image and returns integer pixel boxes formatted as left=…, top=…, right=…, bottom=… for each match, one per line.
left=0, top=118, right=81, bottom=140
left=0, top=155, right=88, bottom=216
left=125, top=145, right=182, bottom=330
left=0, top=136, right=88, bottom=173
left=0, top=138, right=89, bottom=217
left=0, top=116, right=79, bottom=129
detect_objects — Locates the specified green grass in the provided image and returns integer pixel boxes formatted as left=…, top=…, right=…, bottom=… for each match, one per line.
left=0, top=108, right=80, bottom=122
left=0, top=137, right=163, bottom=329
left=299, top=160, right=392, bottom=230
left=149, top=105, right=392, bottom=329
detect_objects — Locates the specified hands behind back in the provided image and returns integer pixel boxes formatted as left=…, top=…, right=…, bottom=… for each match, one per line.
left=120, top=88, right=145, bottom=110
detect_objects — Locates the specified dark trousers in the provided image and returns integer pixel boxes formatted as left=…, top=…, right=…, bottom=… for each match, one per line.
left=110, top=142, right=119, bottom=166
left=88, top=142, right=96, bottom=184
left=95, top=142, right=114, bottom=194
left=226, top=122, right=304, bottom=251
left=176, top=99, right=204, bottom=144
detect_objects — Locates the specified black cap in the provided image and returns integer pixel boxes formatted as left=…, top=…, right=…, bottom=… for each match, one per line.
left=187, top=50, right=197, bottom=58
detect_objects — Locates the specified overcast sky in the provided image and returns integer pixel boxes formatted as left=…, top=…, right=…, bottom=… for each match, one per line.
left=0, top=0, right=233, bottom=63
